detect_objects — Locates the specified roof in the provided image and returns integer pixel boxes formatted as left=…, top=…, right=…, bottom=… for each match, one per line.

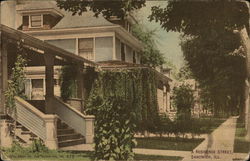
left=16, top=0, right=63, bottom=17
left=18, top=0, right=56, bottom=10
left=53, top=10, right=115, bottom=29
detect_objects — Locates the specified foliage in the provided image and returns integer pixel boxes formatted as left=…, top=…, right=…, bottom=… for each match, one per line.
left=149, top=1, right=249, bottom=36
left=149, top=0, right=248, bottom=117
left=172, top=84, right=194, bottom=120
left=132, top=24, right=165, bottom=67
left=5, top=41, right=27, bottom=112
left=85, top=68, right=160, bottom=160
left=56, top=0, right=146, bottom=19
left=177, top=63, right=193, bottom=81
left=234, top=119, right=250, bottom=153
left=30, top=139, right=48, bottom=153
left=181, top=31, right=246, bottom=116
left=59, top=64, right=78, bottom=101
left=5, top=140, right=95, bottom=160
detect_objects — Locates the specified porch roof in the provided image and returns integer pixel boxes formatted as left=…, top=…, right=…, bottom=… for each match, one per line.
left=0, top=24, right=97, bottom=67
left=98, top=60, right=172, bottom=83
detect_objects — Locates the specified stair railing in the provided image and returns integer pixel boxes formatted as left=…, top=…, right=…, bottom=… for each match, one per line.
left=13, top=96, right=58, bottom=149
left=52, top=96, right=95, bottom=144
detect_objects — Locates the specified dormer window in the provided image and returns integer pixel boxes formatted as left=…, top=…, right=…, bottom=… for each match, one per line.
left=30, top=15, right=43, bottom=28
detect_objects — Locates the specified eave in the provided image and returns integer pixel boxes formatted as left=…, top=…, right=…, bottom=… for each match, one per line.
left=22, top=25, right=144, bottom=51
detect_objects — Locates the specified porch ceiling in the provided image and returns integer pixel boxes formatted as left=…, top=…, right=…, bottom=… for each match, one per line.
left=0, top=24, right=97, bottom=67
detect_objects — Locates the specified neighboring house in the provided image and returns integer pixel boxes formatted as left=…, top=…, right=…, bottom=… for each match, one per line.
left=0, top=0, right=172, bottom=149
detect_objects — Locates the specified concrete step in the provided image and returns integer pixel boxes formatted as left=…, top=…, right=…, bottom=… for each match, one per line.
left=57, top=133, right=82, bottom=142
left=58, top=138, right=85, bottom=147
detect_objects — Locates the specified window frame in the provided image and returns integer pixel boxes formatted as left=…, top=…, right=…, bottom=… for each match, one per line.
left=78, top=37, right=95, bottom=61
left=121, top=42, right=126, bottom=61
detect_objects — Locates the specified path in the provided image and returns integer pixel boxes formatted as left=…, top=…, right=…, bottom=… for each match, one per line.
left=183, top=116, right=238, bottom=161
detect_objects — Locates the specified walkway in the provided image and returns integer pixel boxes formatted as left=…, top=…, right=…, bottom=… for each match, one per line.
left=183, top=116, right=238, bottom=161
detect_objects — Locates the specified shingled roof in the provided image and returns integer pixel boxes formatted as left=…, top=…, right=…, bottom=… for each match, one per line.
left=53, top=10, right=115, bottom=29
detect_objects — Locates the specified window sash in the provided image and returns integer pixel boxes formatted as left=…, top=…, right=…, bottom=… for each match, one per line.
left=30, top=15, right=42, bottom=27
left=78, top=38, right=94, bottom=60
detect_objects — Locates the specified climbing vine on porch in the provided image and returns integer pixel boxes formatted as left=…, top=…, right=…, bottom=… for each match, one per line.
left=59, top=64, right=78, bottom=101
left=5, top=41, right=27, bottom=112
left=85, top=68, right=160, bottom=160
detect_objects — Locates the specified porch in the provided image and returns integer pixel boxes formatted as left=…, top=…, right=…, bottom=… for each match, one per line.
left=0, top=24, right=96, bottom=149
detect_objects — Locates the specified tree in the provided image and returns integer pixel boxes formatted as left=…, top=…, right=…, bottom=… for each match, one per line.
left=177, top=63, right=193, bottom=81
left=149, top=0, right=249, bottom=117
left=172, top=84, right=194, bottom=120
left=56, top=0, right=146, bottom=19
left=132, top=24, right=165, bottom=67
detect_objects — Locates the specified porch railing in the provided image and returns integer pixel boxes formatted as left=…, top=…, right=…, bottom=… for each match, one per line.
left=53, top=96, right=95, bottom=144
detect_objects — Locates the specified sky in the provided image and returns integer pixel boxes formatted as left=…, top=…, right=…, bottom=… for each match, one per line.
left=137, top=1, right=184, bottom=69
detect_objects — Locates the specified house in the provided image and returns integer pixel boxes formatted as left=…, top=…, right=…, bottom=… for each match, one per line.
left=0, top=0, right=172, bottom=149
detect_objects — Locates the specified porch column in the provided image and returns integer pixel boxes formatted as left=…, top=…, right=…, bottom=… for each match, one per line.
left=44, top=53, right=55, bottom=114
left=0, top=43, right=8, bottom=114
left=85, top=116, right=95, bottom=144
left=76, top=63, right=85, bottom=112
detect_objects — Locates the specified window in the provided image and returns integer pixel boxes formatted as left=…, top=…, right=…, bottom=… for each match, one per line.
left=133, top=51, right=136, bottom=64
left=30, top=15, right=42, bottom=28
left=31, top=79, right=44, bottom=100
left=121, top=43, right=125, bottom=61
left=78, top=38, right=94, bottom=60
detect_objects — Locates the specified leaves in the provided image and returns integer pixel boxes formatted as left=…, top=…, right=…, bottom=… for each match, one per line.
left=56, top=0, right=146, bottom=19
left=132, top=24, right=165, bottom=67
left=5, top=41, right=27, bottom=112
left=172, top=84, right=194, bottom=120
left=85, top=68, right=160, bottom=160
left=59, top=64, right=78, bottom=101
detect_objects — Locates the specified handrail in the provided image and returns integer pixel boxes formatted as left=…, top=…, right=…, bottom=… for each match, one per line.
left=14, top=96, right=54, bottom=119
left=53, top=96, right=94, bottom=143
left=54, top=96, right=95, bottom=119
left=13, top=96, right=58, bottom=148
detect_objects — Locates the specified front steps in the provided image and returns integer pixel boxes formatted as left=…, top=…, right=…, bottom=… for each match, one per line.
left=14, top=122, right=38, bottom=146
left=10, top=119, right=85, bottom=148
left=57, top=119, right=85, bottom=148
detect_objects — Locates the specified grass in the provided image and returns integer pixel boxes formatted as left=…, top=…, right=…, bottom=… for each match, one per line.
left=136, top=137, right=204, bottom=151
left=198, top=117, right=227, bottom=134
left=134, top=154, right=183, bottom=160
left=4, top=149, right=182, bottom=161
left=233, top=120, right=250, bottom=153
left=5, top=150, right=94, bottom=161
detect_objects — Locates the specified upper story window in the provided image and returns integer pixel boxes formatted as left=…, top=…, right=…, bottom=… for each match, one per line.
left=133, top=51, right=136, bottom=64
left=22, top=14, right=43, bottom=29
left=30, top=15, right=43, bottom=28
left=79, top=38, right=94, bottom=60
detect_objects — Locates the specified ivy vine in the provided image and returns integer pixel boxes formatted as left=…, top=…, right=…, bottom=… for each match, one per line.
left=5, top=41, right=27, bottom=113
left=85, top=68, right=160, bottom=160
left=59, top=64, right=78, bottom=101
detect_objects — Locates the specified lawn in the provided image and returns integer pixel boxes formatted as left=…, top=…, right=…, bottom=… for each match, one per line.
left=233, top=120, right=250, bottom=153
left=4, top=150, right=182, bottom=161
left=136, top=137, right=204, bottom=151
left=198, top=117, right=227, bottom=134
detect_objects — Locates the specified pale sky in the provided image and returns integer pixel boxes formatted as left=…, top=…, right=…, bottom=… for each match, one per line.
left=137, top=1, right=184, bottom=69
